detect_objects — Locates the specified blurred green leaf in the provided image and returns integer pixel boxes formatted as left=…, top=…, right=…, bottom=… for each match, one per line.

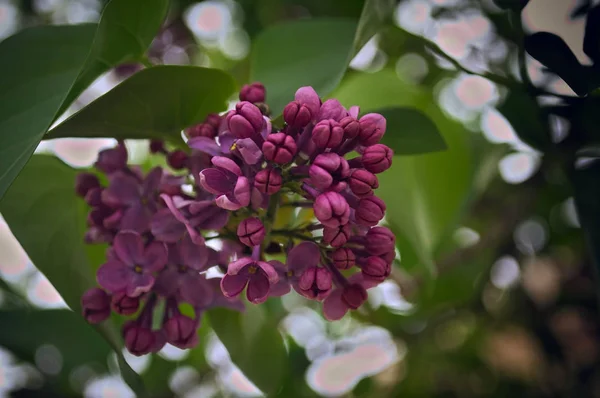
left=251, top=18, right=357, bottom=115
left=497, top=88, right=550, bottom=151
left=492, top=0, right=530, bottom=11
left=0, top=25, right=95, bottom=201
left=0, top=155, right=145, bottom=395
left=58, top=0, right=169, bottom=114
left=334, top=70, right=472, bottom=274
left=353, top=0, right=396, bottom=54
left=374, top=107, right=447, bottom=155
left=525, top=32, right=589, bottom=96
left=47, top=66, right=236, bottom=141
left=208, top=306, right=287, bottom=395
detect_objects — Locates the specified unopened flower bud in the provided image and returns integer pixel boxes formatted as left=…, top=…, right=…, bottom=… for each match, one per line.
left=240, top=82, right=266, bottom=103
left=362, top=144, right=393, bottom=174
left=149, top=139, right=165, bottom=154
left=314, top=191, right=350, bottom=228
left=331, top=248, right=355, bottom=270
left=309, top=153, right=350, bottom=190
left=167, top=150, right=188, bottom=170
left=322, top=224, right=351, bottom=248
left=348, top=169, right=378, bottom=197
left=355, top=196, right=386, bottom=227
left=187, top=123, right=216, bottom=138
left=254, top=168, right=282, bottom=194
left=358, top=113, right=386, bottom=146
left=262, top=133, right=297, bottom=164
left=284, top=101, right=312, bottom=128
left=237, top=217, right=266, bottom=247
left=95, top=143, right=127, bottom=174
left=342, top=283, right=367, bottom=309
left=205, top=113, right=222, bottom=128
left=296, top=267, right=333, bottom=301
left=164, top=314, right=199, bottom=349
left=81, top=288, right=110, bottom=324
left=111, top=292, right=140, bottom=315
left=123, top=322, right=155, bottom=356
left=361, top=256, right=390, bottom=281
left=312, top=119, right=344, bottom=149
left=339, top=116, right=360, bottom=139
left=365, top=227, right=395, bottom=256
left=226, top=101, right=264, bottom=138
left=76, top=173, right=100, bottom=198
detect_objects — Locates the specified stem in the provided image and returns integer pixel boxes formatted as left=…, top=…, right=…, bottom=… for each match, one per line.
left=262, top=191, right=281, bottom=251
left=281, top=201, right=313, bottom=208
left=511, top=10, right=533, bottom=89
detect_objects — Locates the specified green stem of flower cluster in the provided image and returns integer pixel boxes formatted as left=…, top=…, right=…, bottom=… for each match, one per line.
left=262, top=191, right=282, bottom=253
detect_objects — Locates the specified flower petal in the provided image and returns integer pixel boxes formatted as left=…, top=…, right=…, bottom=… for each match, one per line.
left=120, top=203, right=152, bottom=233
left=199, top=168, right=234, bottom=195
left=348, top=105, right=360, bottom=119
left=215, top=194, right=243, bottom=211
left=102, top=172, right=140, bottom=206
left=235, top=138, right=262, bottom=165
left=233, top=176, right=251, bottom=207
left=211, top=156, right=242, bottom=176
left=142, top=167, right=163, bottom=197
left=180, top=276, right=213, bottom=307
left=113, top=231, right=145, bottom=265
left=151, top=209, right=187, bottom=243
left=322, top=288, right=348, bottom=321
left=153, top=267, right=180, bottom=297
left=127, top=273, right=155, bottom=297
left=287, top=241, right=320, bottom=272
left=220, top=274, right=248, bottom=298
left=188, top=136, right=222, bottom=155
left=269, top=279, right=291, bottom=297
left=179, top=236, right=209, bottom=271
left=97, top=261, right=129, bottom=292
left=294, top=86, right=320, bottom=117
left=256, top=261, right=279, bottom=284
left=142, top=242, right=168, bottom=272
left=227, top=257, right=254, bottom=275
left=247, top=273, right=270, bottom=303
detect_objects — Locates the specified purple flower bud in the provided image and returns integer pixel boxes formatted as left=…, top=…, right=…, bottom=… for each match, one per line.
left=284, top=101, right=312, bottom=128
left=85, top=188, right=103, bottom=207
left=226, top=101, right=264, bottom=138
left=362, top=144, right=393, bottom=174
left=111, top=292, right=140, bottom=315
left=314, top=191, right=350, bottom=228
left=309, top=153, right=350, bottom=190
left=331, top=248, right=355, bottom=270
left=262, top=133, right=297, bottom=164
left=318, top=99, right=347, bottom=122
left=149, top=139, right=165, bottom=153
left=355, top=196, right=386, bottom=227
left=312, top=119, right=344, bottom=149
left=164, top=314, right=199, bottom=349
left=359, top=113, right=386, bottom=146
left=254, top=168, right=282, bottom=194
left=361, top=256, right=390, bottom=281
left=76, top=173, right=100, bottom=198
left=237, top=217, right=265, bottom=247
left=95, top=143, right=127, bottom=174
left=339, top=116, right=360, bottom=139
left=240, top=82, right=266, bottom=103
left=348, top=169, right=378, bottom=197
left=167, top=150, right=188, bottom=170
left=322, top=224, right=351, bottom=248
left=294, top=86, right=321, bottom=118
left=123, top=322, right=155, bottom=356
left=342, top=283, right=368, bottom=309
left=205, top=113, right=222, bottom=128
left=81, top=288, right=110, bottom=324
left=187, top=123, right=216, bottom=139
left=296, top=267, right=332, bottom=301
left=365, top=227, right=395, bottom=256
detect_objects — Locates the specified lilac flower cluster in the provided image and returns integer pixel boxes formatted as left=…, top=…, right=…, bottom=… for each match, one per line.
left=78, top=82, right=395, bottom=355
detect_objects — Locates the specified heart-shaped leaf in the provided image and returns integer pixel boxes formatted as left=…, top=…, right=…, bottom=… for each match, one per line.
left=373, top=107, right=447, bottom=155
left=353, top=0, right=396, bottom=54
left=47, top=66, right=236, bottom=141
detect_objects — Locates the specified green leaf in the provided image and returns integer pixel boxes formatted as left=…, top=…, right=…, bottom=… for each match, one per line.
left=59, top=0, right=169, bottom=114
left=333, top=70, right=472, bottom=274
left=525, top=32, right=589, bottom=96
left=497, top=88, right=551, bottom=151
left=373, top=107, right=447, bottom=155
left=492, top=0, right=530, bottom=11
left=353, top=0, right=396, bottom=54
left=208, top=306, right=287, bottom=395
left=0, top=25, right=95, bottom=201
left=251, top=18, right=357, bottom=115
left=47, top=66, right=236, bottom=141
left=0, top=155, right=145, bottom=395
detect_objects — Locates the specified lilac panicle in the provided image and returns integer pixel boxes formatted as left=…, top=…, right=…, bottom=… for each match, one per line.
left=78, top=82, right=396, bottom=355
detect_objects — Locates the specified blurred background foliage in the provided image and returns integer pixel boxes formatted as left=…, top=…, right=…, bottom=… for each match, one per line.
left=0, top=0, right=600, bottom=397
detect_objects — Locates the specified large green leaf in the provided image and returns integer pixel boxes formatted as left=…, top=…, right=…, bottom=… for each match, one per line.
left=374, top=107, right=447, bottom=155
left=0, top=25, right=95, bottom=201
left=208, top=306, right=287, bottom=395
left=353, top=0, right=396, bottom=54
left=251, top=18, right=357, bottom=115
left=59, top=0, right=169, bottom=114
left=47, top=66, right=236, bottom=140
left=333, top=70, right=473, bottom=273
left=0, top=155, right=145, bottom=395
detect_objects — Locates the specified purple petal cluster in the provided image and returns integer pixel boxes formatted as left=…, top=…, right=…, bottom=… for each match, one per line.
left=78, top=83, right=396, bottom=355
